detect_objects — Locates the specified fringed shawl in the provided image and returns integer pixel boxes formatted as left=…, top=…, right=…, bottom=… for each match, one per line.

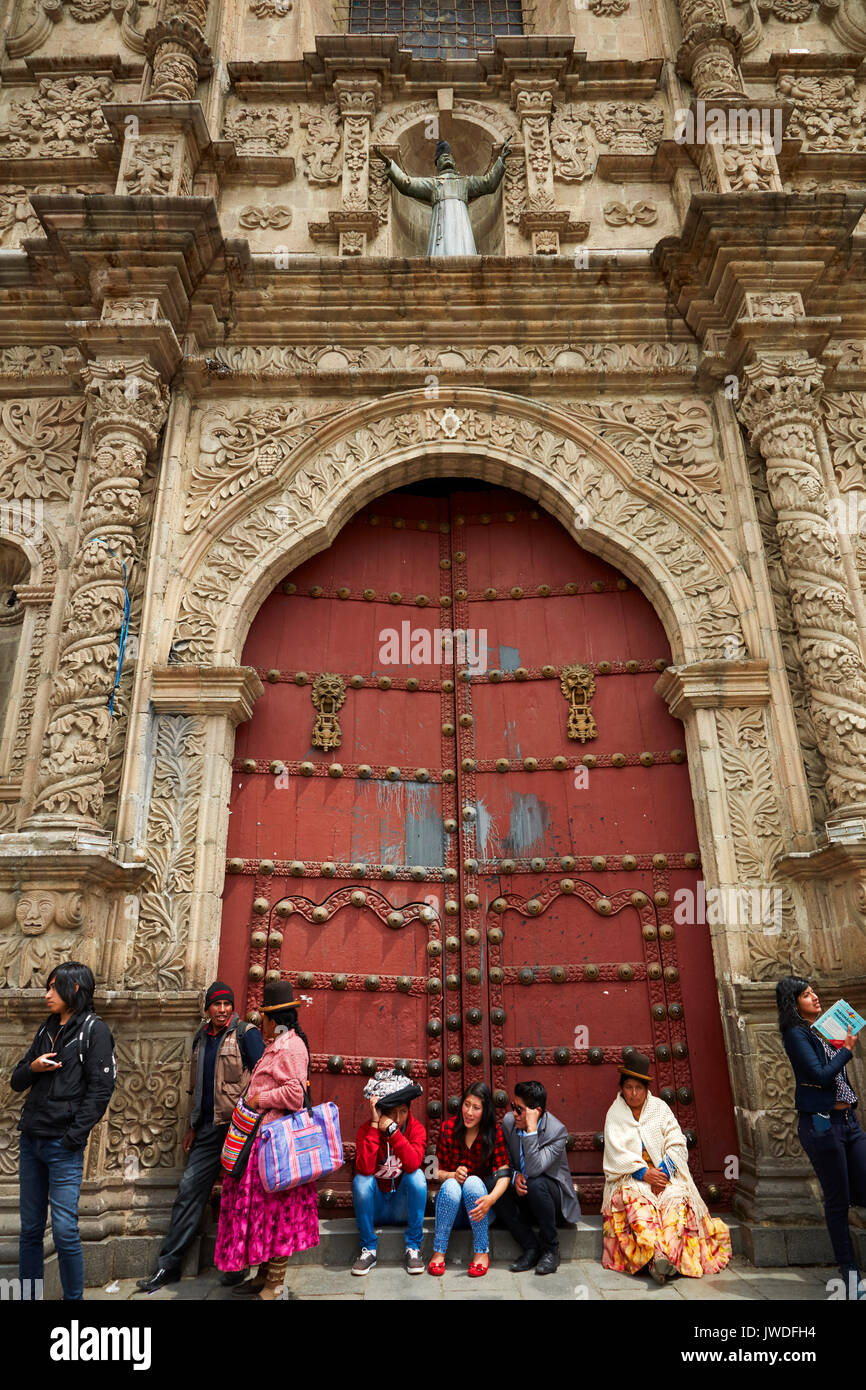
left=602, top=1090, right=708, bottom=1221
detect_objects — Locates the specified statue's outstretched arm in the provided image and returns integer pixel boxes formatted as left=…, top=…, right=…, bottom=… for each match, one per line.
left=372, top=147, right=435, bottom=204
left=467, top=140, right=513, bottom=200
left=386, top=163, right=435, bottom=203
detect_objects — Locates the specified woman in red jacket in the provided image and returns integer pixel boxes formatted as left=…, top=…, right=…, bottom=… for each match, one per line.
left=351, top=1070, right=427, bottom=1276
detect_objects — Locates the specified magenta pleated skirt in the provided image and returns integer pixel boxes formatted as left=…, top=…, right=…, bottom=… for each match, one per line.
left=214, top=1134, right=320, bottom=1270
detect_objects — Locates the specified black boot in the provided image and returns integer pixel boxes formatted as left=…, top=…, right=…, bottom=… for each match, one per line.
left=535, top=1249, right=561, bottom=1276
left=220, top=1268, right=249, bottom=1287
left=510, top=1246, right=540, bottom=1272
left=136, top=1268, right=181, bottom=1294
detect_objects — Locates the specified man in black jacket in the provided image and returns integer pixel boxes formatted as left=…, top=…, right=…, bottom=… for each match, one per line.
left=10, top=961, right=116, bottom=1301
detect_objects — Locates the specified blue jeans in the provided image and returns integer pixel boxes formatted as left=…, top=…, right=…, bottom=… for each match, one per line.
left=434, top=1175, right=496, bottom=1255
left=352, top=1169, right=427, bottom=1251
left=19, top=1133, right=85, bottom=1301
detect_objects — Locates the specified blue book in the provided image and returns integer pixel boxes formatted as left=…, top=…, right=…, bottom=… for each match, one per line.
left=813, top=999, right=866, bottom=1044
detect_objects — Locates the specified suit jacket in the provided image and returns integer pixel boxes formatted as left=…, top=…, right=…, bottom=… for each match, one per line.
left=782, top=1024, right=854, bottom=1114
left=502, top=1110, right=581, bottom=1224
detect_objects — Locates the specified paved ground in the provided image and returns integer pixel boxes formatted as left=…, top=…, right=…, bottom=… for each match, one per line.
left=83, top=1257, right=841, bottom=1302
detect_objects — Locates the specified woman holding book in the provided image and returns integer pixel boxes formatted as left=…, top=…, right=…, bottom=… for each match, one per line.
left=777, top=976, right=865, bottom=1299
left=602, top=1052, right=731, bottom=1283
left=428, top=1081, right=510, bottom=1278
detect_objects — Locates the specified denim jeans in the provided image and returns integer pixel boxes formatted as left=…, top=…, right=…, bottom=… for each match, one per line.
left=352, top=1169, right=427, bottom=1251
left=434, top=1175, right=497, bottom=1255
left=19, top=1133, right=85, bottom=1301
left=797, top=1108, right=866, bottom=1270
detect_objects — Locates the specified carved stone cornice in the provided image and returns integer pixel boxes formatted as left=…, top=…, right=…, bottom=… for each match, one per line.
left=655, top=659, right=771, bottom=718
left=776, top=840, right=866, bottom=882
left=654, top=193, right=865, bottom=378
left=150, top=665, right=264, bottom=724
left=24, top=194, right=240, bottom=357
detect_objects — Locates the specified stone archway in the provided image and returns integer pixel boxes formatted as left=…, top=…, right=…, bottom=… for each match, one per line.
left=121, top=387, right=832, bottom=1225
left=170, top=389, right=755, bottom=670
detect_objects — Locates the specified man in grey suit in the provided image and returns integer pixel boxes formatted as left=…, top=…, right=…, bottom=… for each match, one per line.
left=498, top=1079, right=581, bottom=1274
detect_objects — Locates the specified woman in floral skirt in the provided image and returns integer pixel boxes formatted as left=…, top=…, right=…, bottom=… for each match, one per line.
left=215, top=980, right=319, bottom=1299
left=602, top=1052, right=731, bottom=1284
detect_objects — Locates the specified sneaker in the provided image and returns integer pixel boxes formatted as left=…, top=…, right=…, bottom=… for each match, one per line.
left=405, top=1248, right=425, bottom=1275
left=351, top=1248, right=378, bottom=1276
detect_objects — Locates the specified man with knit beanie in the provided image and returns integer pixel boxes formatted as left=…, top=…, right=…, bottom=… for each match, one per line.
left=136, top=981, right=264, bottom=1293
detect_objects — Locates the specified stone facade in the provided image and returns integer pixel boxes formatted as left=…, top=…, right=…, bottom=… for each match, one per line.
left=0, top=0, right=865, bottom=1275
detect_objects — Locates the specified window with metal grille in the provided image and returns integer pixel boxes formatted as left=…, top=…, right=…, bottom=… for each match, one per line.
left=347, top=1, right=523, bottom=59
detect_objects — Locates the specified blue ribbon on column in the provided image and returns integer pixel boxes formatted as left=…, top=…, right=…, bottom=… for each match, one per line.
left=91, top=537, right=131, bottom=718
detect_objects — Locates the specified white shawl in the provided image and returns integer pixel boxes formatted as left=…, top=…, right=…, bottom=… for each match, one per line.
left=602, top=1090, right=708, bottom=1221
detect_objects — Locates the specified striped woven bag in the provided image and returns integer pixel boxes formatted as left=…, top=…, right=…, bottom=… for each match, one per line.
left=258, top=1098, right=343, bottom=1193
left=220, top=1094, right=263, bottom=1178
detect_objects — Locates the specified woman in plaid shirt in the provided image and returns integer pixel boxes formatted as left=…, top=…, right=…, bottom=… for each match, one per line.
left=428, top=1082, right=511, bottom=1278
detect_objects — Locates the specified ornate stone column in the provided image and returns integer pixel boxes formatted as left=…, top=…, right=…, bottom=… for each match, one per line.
left=146, top=0, right=211, bottom=104
left=673, top=0, right=784, bottom=194
left=737, top=355, right=866, bottom=821
left=656, top=660, right=833, bottom=1244
left=26, top=360, right=169, bottom=832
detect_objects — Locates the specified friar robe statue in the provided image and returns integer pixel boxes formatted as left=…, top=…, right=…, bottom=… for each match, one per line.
left=377, top=139, right=510, bottom=257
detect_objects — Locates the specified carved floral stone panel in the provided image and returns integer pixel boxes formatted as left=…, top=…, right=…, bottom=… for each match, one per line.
left=0, top=77, right=114, bottom=157
left=105, top=1037, right=188, bottom=1172
left=125, top=715, right=204, bottom=991
left=0, top=397, right=85, bottom=501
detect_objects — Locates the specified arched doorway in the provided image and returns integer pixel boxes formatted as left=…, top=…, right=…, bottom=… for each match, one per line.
left=218, top=479, right=738, bottom=1211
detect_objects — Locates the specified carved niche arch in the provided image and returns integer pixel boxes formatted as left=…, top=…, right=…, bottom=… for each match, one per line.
left=171, top=388, right=756, bottom=670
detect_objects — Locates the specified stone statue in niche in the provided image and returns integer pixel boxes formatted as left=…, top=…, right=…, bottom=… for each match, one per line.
left=371, top=139, right=511, bottom=256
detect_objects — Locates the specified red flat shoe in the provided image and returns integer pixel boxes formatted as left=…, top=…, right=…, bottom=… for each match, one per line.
left=468, top=1257, right=489, bottom=1278
left=428, top=1257, right=446, bottom=1276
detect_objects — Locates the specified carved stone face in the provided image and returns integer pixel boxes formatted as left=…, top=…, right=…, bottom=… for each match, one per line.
left=436, top=154, right=457, bottom=175
left=15, top=893, right=54, bottom=936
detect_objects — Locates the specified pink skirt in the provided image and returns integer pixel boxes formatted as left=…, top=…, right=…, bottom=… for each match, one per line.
left=214, top=1134, right=320, bottom=1270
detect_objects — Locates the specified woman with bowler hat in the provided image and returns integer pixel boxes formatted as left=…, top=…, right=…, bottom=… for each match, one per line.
left=601, top=1051, right=731, bottom=1283
left=215, top=980, right=319, bottom=1299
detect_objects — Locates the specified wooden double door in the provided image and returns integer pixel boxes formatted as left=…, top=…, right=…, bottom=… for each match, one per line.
left=218, top=482, right=738, bottom=1210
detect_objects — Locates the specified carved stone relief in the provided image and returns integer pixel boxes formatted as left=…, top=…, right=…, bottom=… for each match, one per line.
left=0, top=888, right=90, bottom=988
left=222, top=104, right=292, bottom=155
left=299, top=105, right=342, bottom=186
left=746, top=446, right=830, bottom=828
left=176, top=400, right=746, bottom=666
left=0, top=77, right=114, bottom=157
left=105, top=1037, right=188, bottom=1172
left=125, top=716, right=204, bottom=991
left=0, top=398, right=85, bottom=501
left=777, top=74, right=866, bottom=151
left=562, top=398, right=726, bottom=527
left=715, top=707, right=809, bottom=979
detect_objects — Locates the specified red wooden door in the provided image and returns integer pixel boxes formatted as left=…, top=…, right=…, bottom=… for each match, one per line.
left=219, top=483, right=738, bottom=1212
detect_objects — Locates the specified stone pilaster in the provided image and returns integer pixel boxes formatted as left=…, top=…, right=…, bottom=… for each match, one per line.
left=737, top=355, right=866, bottom=821
left=26, top=360, right=169, bottom=831
left=332, top=81, right=381, bottom=256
